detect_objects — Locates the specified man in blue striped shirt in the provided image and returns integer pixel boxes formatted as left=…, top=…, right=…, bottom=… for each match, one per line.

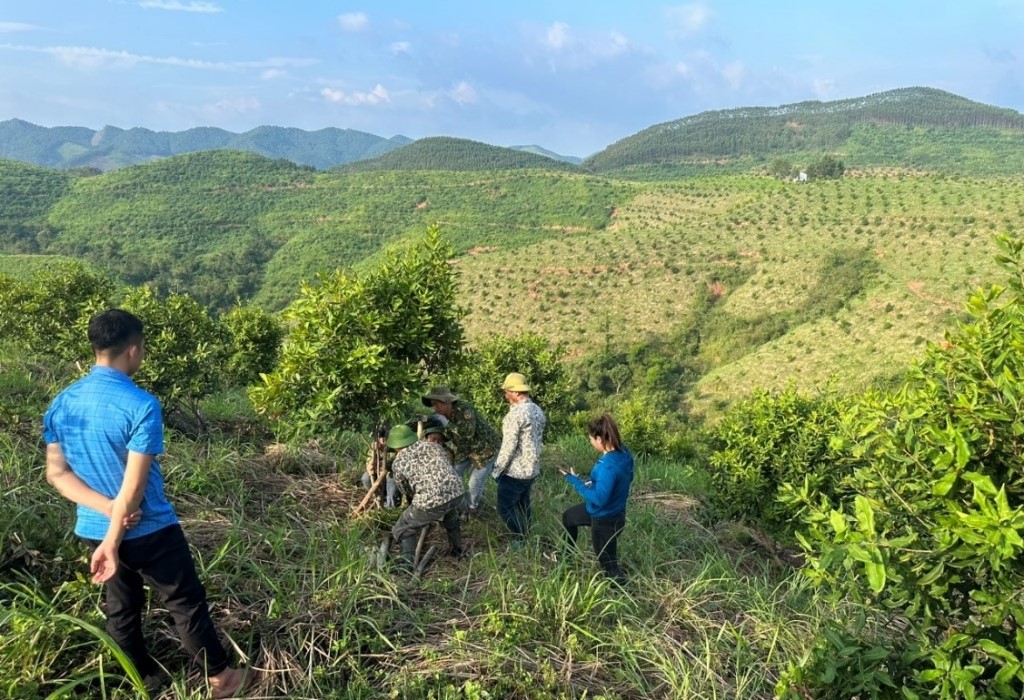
left=44, top=309, right=254, bottom=698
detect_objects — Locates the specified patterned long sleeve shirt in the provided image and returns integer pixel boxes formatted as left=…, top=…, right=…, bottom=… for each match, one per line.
left=446, top=401, right=499, bottom=467
left=493, top=399, right=546, bottom=480
left=391, top=440, right=464, bottom=509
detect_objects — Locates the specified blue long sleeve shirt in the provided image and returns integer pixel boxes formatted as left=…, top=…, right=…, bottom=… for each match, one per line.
left=565, top=446, right=634, bottom=518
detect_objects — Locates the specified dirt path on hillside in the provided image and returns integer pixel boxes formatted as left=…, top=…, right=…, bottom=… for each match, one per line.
left=907, top=280, right=960, bottom=312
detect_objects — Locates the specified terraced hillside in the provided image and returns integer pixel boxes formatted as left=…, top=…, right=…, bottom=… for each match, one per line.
left=455, top=174, right=1022, bottom=415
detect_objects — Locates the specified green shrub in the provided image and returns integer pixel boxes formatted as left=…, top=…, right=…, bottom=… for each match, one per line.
left=454, top=332, right=574, bottom=437
left=121, top=286, right=229, bottom=427
left=221, top=303, right=284, bottom=386
left=782, top=233, right=1024, bottom=699
left=705, top=385, right=847, bottom=537
left=0, top=261, right=115, bottom=365
left=251, top=226, right=464, bottom=438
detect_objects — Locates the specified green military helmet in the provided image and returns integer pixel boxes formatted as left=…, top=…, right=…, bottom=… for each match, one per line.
left=386, top=424, right=417, bottom=450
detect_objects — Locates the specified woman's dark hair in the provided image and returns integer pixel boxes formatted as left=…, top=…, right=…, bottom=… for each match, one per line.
left=588, top=414, right=622, bottom=451
left=87, top=309, right=144, bottom=355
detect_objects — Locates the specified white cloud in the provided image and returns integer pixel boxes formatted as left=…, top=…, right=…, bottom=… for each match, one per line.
left=721, top=60, right=744, bottom=90
left=536, top=23, right=633, bottom=70
left=337, top=12, right=368, bottom=32
left=0, top=43, right=317, bottom=71
left=594, top=31, right=629, bottom=59
left=261, top=69, right=287, bottom=80
left=138, top=1, right=223, bottom=13
left=197, top=97, right=261, bottom=116
left=0, top=22, right=41, bottom=32
left=813, top=79, right=837, bottom=98
left=321, top=83, right=390, bottom=106
left=643, top=52, right=747, bottom=92
left=546, top=22, right=570, bottom=50
left=449, top=81, right=477, bottom=105
left=390, top=41, right=411, bottom=55
left=156, top=96, right=262, bottom=121
left=666, top=3, right=712, bottom=36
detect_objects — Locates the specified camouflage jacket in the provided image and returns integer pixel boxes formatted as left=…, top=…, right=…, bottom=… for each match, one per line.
left=392, top=440, right=464, bottom=509
left=493, top=399, right=547, bottom=480
left=446, top=401, right=500, bottom=467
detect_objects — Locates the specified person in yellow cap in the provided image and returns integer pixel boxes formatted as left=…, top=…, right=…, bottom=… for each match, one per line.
left=491, top=372, right=547, bottom=542
left=387, top=424, right=466, bottom=565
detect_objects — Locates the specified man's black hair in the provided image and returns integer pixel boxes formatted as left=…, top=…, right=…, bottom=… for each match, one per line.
left=88, top=309, right=145, bottom=355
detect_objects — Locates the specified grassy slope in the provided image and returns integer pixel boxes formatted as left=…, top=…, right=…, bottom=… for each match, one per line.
left=0, top=372, right=834, bottom=698
left=6, top=152, right=1024, bottom=419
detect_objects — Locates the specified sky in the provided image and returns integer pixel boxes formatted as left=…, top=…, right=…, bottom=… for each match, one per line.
left=1, top=1, right=1022, bottom=158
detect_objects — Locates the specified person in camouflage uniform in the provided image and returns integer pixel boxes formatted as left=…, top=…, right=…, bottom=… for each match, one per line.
left=387, top=425, right=466, bottom=565
left=422, top=386, right=499, bottom=511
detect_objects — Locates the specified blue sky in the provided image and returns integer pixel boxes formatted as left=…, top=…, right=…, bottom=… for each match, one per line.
left=1, top=1, right=1022, bottom=157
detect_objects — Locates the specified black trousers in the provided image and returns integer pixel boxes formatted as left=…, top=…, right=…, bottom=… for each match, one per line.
left=83, top=524, right=228, bottom=678
left=562, top=502, right=627, bottom=581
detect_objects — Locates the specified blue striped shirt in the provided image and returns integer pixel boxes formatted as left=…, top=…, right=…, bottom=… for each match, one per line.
left=43, top=365, right=178, bottom=540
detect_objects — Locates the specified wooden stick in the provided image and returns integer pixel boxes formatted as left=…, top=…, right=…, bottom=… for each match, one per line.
left=414, top=525, right=430, bottom=566
left=415, top=546, right=437, bottom=578
left=352, top=469, right=388, bottom=515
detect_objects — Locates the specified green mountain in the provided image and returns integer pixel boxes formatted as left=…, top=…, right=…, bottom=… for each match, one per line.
left=340, top=136, right=580, bottom=172
left=0, top=119, right=412, bottom=171
left=585, top=87, right=1024, bottom=177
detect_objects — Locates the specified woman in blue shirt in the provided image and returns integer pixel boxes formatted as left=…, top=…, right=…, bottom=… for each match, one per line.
left=560, top=414, right=634, bottom=582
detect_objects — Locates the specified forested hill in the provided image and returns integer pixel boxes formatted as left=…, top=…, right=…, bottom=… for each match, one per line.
left=0, top=150, right=622, bottom=311
left=0, top=118, right=412, bottom=171
left=339, top=136, right=580, bottom=172
left=584, top=87, right=1024, bottom=176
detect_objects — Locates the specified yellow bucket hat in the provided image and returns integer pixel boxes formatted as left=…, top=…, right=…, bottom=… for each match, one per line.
left=501, top=372, right=530, bottom=392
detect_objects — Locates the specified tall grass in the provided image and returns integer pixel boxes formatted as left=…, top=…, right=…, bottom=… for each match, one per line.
left=2, top=410, right=841, bottom=698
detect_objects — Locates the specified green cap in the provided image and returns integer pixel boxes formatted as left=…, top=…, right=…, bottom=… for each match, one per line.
left=386, top=425, right=417, bottom=450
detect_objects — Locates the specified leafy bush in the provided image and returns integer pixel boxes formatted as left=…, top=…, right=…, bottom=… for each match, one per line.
left=782, top=234, right=1024, bottom=699
left=806, top=154, right=845, bottom=180
left=250, top=227, right=464, bottom=438
left=0, top=263, right=238, bottom=429
left=221, top=303, right=284, bottom=386
left=705, top=385, right=847, bottom=537
left=0, top=261, right=115, bottom=365
left=121, top=286, right=229, bottom=427
left=454, top=332, right=574, bottom=437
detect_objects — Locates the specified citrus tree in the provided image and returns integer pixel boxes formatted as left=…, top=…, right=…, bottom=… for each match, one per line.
left=250, top=227, right=464, bottom=438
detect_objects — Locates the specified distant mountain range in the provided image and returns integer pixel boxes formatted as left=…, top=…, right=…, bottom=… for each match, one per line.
left=2, top=87, right=1024, bottom=176
left=0, top=119, right=413, bottom=171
